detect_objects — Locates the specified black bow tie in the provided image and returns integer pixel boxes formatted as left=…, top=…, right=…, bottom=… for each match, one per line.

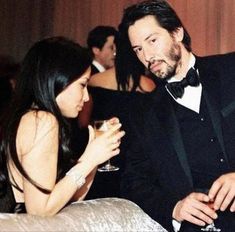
left=165, top=68, right=200, bottom=99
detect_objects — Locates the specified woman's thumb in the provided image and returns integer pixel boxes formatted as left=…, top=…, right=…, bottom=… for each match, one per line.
left=88, top=125, right=95, bottom=143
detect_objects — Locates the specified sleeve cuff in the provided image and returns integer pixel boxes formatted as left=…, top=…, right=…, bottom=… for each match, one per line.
left=172, top=219, right=181, bottom=232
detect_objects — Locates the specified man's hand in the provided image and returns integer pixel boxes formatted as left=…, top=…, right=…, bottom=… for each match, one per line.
left=173, top=192, right=218, bottom=227
left=209, top=172, right=235, bottom=212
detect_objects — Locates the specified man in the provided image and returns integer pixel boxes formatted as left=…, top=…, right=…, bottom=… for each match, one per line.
left=87, top=26, right=117, bottom=75
left=119, top=0, right=235, bottom=231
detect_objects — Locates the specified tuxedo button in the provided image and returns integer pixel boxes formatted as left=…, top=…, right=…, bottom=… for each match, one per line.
left=210, top=137, right=216, bottom=142
left=220, top=158, right=224, bottom=163
left=200, top=117, right=204, bottom=121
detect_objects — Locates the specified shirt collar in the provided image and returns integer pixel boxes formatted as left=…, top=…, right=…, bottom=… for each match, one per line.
left=92, top=60, right=106, bottom=73
left=166, top=53, right=202, bottom=113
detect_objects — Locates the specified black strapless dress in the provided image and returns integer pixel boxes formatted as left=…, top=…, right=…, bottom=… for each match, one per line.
left=0, top=172, right=26, bottom=213
left=85, top=86, right=153, bottom=200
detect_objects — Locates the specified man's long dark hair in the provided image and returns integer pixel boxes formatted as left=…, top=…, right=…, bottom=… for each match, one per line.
left=0, top=37, right=91, bottom=196
left=118, top=0, right=192, bottom=80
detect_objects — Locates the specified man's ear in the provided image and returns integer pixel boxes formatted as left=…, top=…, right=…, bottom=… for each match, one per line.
left=92, top=47, right=101, bottom=56
left=172, top=27, right=184, bottom=42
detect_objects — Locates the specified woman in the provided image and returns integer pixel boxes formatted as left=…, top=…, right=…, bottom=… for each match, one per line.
left=0, top=37, right=125, bottom=215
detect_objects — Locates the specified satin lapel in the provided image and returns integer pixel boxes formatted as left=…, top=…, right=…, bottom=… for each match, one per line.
left=198, top=59, right=229, bottom=166
left=156, top=87, right=193, bottom=187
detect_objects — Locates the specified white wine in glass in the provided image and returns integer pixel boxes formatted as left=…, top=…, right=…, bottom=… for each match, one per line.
left=94, top=120, right=119, bottom=172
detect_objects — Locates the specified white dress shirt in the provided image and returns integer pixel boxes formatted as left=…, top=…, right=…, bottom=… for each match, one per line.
left=92, top=60, right=106, bottom=73
left=166, top=54, right=202, bottom=114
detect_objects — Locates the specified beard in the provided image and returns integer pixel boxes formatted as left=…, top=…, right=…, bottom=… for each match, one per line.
left=151, top=42, right=181, bottom=80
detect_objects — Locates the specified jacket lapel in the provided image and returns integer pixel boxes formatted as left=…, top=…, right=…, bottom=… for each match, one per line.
left=197, top=59, right=229, bottom=166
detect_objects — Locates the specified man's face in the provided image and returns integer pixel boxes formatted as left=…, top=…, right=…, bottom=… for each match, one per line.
left=128, top=15, right=182, bottom=80
left=94, top=35, right=116, bottom=69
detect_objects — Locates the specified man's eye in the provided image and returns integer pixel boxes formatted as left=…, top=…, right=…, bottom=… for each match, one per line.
left=150, top=38, right=157, bottom=44
left=134, top=47, right=142, bottom=54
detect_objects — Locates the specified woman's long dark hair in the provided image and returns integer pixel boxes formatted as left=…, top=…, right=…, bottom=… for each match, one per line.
left=0, top=37, right=91, bottom=195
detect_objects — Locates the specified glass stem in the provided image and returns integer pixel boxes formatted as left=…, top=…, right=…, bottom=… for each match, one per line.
left=106, top=159, right=111, bottom=166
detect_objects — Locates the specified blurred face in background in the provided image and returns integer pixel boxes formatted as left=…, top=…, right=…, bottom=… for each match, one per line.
left=93, top=35, right=116, bottom=69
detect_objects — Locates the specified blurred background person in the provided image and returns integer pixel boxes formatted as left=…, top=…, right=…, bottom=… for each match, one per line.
left=76, top=25, right=119, bottom=149
left=0, top=55, right=20, bottom=128
left=0, top=55, right=20, bottom=90
left=87, top=25, right=118, bottom=75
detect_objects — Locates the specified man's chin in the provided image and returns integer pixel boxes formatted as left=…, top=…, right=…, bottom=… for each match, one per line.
left=152, top=70, right=167, bottom=80
left=152, top=67, right=176, bottom=81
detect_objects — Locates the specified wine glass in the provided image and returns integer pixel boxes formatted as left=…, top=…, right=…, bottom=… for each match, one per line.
left=94, top=120, right=119, bottom=172
left=201, top=223, right=221, bottom=232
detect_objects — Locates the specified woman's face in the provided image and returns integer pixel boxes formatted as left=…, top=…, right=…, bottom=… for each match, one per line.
left=56, top=67, right=91, bottom=118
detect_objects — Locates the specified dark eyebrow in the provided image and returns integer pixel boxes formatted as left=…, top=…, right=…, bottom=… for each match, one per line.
left=144, top=33, right=158, bottom=41
left=131, top=33, right=158, bottom=49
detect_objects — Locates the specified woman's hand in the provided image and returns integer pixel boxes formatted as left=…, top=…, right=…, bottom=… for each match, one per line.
left=80, top=118, right=125, bottom=168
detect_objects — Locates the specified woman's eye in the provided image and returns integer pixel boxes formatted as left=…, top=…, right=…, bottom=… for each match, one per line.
left=80, top=83, right=86, bottom=88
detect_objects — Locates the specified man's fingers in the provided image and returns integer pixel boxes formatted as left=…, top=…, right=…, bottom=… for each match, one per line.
left=218, top=185, right=235, bottom=211
left=182, top=204, right=213, bottom=226
left=190, top=192, right=210, bottom=202
left=230, top=199, right=235, bottom=212
left=191, top=200, right=217, bottom=221
left=183, top=213, right=207, bottom=227
left=208, top=182, right=222, bottom=202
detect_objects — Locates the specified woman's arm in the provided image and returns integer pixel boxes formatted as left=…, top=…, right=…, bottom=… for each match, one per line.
left=16, top=111, right=124, bottom=216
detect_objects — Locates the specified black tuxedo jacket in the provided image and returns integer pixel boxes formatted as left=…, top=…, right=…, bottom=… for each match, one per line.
left=121, top=52, right=235, bottom=231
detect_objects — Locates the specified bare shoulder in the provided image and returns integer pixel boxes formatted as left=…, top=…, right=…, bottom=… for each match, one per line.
left=20, top=110, right=58, bottom=131
left=17, top=111, right=58, bottom=155
left=138, top=75, right=156, bottom=92
left=88, top=68, right=117, bottom=90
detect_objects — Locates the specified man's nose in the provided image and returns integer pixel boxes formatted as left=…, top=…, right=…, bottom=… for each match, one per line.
left=143, top=46, right=154, bottom=63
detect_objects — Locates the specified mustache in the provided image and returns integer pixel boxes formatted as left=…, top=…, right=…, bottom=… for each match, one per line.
left=148, top=59, right=164, bottom=70
left=148, top=58, right=156, bottom=70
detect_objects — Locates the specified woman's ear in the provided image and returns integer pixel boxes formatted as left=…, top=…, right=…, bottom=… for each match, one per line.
left=92, top=47, right=101, bottom=56
left=172, top=27, right=184, bottom=42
